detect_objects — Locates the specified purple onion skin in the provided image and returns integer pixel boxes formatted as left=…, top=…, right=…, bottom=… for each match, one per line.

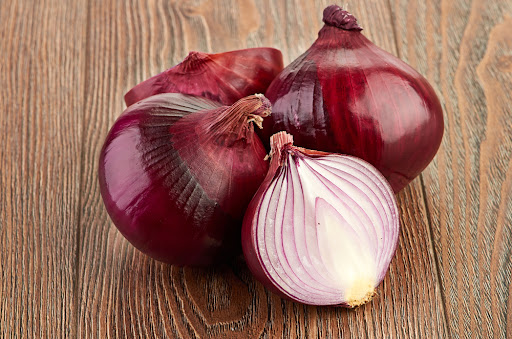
left=262, top=5, right=444, bottom=193
left=99, top=94, right=269, bottom=266
left=125, top=48, right=284, bottom=107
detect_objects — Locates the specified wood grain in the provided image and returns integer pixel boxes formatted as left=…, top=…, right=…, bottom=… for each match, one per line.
left=0, top=0, right=87, bottom=337
left=389, top=0, right=512, bottom=337
left=5, top=0, right=510, bottom=337
left=76, top=0, right=447, bottom=338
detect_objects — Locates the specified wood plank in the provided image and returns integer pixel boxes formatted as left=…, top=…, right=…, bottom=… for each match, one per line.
left=0, top=0, right=87, bottom=337
left=77, top=0, right=447, bottom=337
left=389, top=0, right=512, bottom=337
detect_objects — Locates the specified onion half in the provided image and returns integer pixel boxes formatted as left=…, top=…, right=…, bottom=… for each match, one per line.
left=242, top=132, right=399, bottom=307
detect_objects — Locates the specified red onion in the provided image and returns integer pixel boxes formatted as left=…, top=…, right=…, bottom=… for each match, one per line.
left=242, top=132, right=399, bottom=307
left=99, top=93, right=271, bottom=266
left=125, top=48, right=283, bottom=107
left=262, top=5, right=444, bottom=193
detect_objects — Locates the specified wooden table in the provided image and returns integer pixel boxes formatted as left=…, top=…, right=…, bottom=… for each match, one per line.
left=1, top=0, right=511, bottom=337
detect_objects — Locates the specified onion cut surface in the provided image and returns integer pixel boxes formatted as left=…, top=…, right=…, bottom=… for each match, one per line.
left=242, top=132, right=400, bottom=307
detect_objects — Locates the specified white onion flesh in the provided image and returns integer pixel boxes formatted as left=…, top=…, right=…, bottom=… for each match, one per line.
left=246, top=149, right=399, bottom=307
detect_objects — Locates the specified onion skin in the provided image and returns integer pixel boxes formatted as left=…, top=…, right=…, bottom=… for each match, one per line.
left=99, top=93, right=270, bottom=266
left=242, top=132, right=399, bottom=307
left=125, top=48, right=284, bottom=107
left=262, top=5, right=444, bottom=193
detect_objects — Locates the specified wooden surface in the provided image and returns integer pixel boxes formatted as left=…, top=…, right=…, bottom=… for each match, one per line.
left=0, top=0, right=510, bottom=338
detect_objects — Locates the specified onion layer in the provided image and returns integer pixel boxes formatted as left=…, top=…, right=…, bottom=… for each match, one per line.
left=242, top=132, right=399, bottom=307
left=262, top=5, right=444, bottom=193
left=99, top=93, right=270, bottom=266
left=125, top=48, right=284, bottom=107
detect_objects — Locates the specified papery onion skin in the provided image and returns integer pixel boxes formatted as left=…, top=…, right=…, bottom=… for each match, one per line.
left=99, top=93, right=270, bottom=266
left=262, top=5, right=444, bottom=193
left=242, top=132, right=399, bottom=307
left=125, top=48, right=284, bottom=107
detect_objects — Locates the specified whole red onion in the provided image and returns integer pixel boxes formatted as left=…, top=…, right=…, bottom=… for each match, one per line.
left=242, top=132, right=399, bottom=307
left=125, top=48, right=283, bottom=107
left=262, top=5, right=444, bottom=192
left=99, top=93, right=270, bottom=266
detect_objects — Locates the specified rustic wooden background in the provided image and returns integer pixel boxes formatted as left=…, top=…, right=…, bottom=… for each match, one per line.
left=1, top=0, right=511, bottom=337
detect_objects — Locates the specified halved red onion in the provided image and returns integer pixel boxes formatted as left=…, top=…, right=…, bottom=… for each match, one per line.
left=242, top=132, right=399, bottom=307
left=125, top=48, right=284, bottom=107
